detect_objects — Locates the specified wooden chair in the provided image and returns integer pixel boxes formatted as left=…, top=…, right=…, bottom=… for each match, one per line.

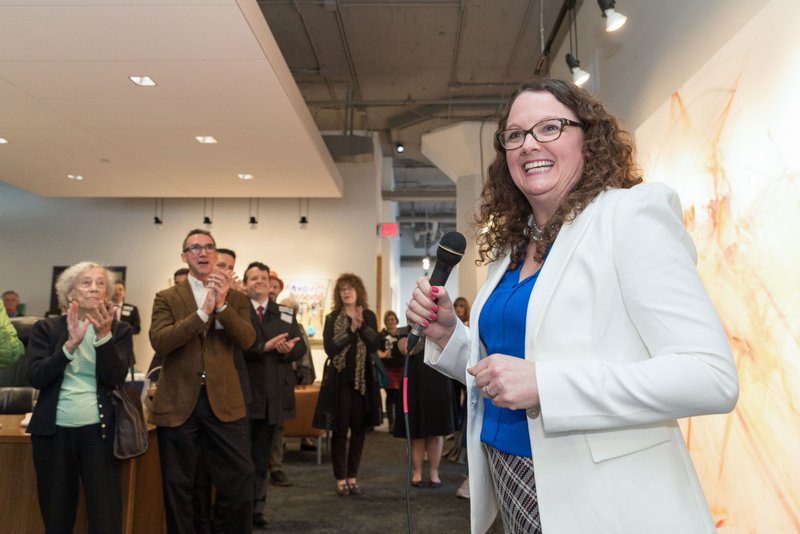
left=283, top=384, right=327, bottom=464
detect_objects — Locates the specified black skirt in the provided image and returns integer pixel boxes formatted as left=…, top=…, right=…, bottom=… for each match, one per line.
left=392, top=351, right=456, bottom=439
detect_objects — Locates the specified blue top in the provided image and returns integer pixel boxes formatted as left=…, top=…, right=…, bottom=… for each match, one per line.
left=478, top=262, right=543, bottom=457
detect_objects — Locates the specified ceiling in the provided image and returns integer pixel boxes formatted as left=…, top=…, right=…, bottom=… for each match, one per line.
left=0, top=0, right=343, bottom=198
left=0, top=0, right=572, bottom=203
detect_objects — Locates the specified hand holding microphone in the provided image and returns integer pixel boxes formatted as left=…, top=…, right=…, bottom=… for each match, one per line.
left=405, top=232, right=466, bottom=353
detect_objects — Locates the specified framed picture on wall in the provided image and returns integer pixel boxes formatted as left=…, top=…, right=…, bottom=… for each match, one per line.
left=47, top=265, right=126, bottom=316
left=282, top=279, right=330, bottom=343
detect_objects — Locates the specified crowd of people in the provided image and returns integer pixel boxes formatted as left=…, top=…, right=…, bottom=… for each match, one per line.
left=4, top=77, right=739, bottom=534
left=5, top=227, right=450, bottom=533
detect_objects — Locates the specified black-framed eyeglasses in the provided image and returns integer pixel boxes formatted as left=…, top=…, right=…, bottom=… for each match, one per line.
left=497, top=118, right=584, bottom=150
left=183, top=243, right=216, bottom=255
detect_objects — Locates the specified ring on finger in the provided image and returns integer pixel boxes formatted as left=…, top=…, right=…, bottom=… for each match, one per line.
left=483, top=385, right=497, bottom=399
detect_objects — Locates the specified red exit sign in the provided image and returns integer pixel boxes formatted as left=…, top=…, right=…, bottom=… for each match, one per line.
left=378, top=223, right=399, bottom=238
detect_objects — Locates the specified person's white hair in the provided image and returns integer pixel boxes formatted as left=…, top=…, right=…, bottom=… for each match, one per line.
left=55, top=261, right=114, bottom=311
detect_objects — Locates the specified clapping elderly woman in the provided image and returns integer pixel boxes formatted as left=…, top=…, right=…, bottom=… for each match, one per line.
left=27, top=262, right=132, bottom=533
left=406, top=79, right=738, bottom=534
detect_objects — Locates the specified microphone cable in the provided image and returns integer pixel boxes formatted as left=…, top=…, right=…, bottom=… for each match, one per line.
left=402, top=338, right=414, bottom=534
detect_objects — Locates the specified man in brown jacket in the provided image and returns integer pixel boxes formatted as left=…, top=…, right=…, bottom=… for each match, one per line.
left=150, top=229, right=256, bottom=533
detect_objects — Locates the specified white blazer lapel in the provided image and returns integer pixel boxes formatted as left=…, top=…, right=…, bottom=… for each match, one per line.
left=526, top=198, right=602, bottom=347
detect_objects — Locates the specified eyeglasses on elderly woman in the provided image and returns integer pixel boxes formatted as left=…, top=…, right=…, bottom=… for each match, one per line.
left=497, top=117, right=584, bottom=150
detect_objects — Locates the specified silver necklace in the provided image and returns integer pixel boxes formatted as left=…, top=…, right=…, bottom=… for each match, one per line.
left=525, top=216, right=546, bottom=242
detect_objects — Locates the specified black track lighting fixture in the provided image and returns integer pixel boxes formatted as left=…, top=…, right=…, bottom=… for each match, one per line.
left=566, top=53, right=590, bottom=86
left=566, top=1, right=590, bottom=87
left=597, top=0, right=627, bottom=32
left=395, top=142, right=405, bottom=154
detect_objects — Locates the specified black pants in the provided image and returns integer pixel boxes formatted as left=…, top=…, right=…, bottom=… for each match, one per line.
left=331, top=385, right=367, bottom=480
left=249, top=418, right=276, bottom=517
left=157, top=388, right=254, bottom=534
left=31, top=424, right=121, bottom=534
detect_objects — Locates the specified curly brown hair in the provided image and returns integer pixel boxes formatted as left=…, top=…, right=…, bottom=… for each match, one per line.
left=477, top=79, right=642, bottom=266
left=332, top=272, right=369, bottom=311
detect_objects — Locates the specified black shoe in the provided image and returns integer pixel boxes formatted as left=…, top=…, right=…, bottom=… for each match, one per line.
left=253, top=514, right=269, bottom=528
left=270, top=470, right=292, bottom=486
left=300, top=442, right=317, bottom=452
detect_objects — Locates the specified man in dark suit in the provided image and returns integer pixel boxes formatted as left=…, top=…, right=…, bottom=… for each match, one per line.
left=149, top=229, right=256, bottom=534
left=242, top=262, right=305, bottom=528
left=111, top=280, right=141, bottom=334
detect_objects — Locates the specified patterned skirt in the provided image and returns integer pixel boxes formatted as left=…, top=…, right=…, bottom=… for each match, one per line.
left=485, top=444, right=542, bottom=534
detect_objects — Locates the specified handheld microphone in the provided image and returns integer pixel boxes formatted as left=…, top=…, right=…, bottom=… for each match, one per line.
left=405, top=231, right=466, bottom=353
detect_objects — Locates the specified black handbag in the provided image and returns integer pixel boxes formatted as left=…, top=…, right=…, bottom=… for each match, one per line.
left=110, top=365, right=149, bottom=460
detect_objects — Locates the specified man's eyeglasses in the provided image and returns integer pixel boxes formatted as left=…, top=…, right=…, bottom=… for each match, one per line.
left=497, top=118, right=584, bottom=150
left=183, top=243, right=217, bottom=255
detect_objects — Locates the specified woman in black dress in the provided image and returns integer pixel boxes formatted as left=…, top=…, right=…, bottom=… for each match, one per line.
left=394, top=337, right=456, bottom=488
left=376, top=310, right=406, bottom=433
left=313, top=273, right=381, bottom=496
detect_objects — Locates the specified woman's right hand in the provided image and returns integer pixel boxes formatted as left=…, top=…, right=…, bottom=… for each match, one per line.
left=64, top=300, right=89, bottom=353
left=405, top=276, right=457, bottom=350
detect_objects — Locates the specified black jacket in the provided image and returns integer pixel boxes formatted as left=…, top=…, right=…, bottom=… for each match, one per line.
left=26, top=316, right=132, bottom=439
left=244, top=300, right=306, bottom=423
left=313, top=308, right=382, bottom=430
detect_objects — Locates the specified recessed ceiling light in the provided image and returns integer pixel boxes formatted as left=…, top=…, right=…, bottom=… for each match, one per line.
left=0, top=138, right=8, bottom=144
left=129, top=75, right=156, bottom=87
left=238, top=173, right=254, bottom=180
left=195, top=136, right=217, bottom=144
left=67, top=174, right=84, bottom=181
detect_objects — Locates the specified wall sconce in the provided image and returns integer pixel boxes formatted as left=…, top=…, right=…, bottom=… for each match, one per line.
left=566, top=1, right=590, bottom=87
left=298, top=198, right=310, bottom=230
left=249, top=199, right=259, bottom=230
left=597, top=0, right=627, bottom=32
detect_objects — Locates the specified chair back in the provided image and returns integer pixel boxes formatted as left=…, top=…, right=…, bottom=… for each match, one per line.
left=0, top=387, right=35, bottom=414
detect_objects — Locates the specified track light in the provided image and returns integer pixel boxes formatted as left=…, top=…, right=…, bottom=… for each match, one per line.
left=203, top=216, right=212, bottom=226
left=249, top=216, right=258, bottom=229
left=395, top=142, right=405, bottom=154
left=566, top=53, right=590, bottom=86
left=153, top=199, right=164, bottom=229
left=597, top=0, right=627, bottom=32
left=298, top=198, right=310, bottom=229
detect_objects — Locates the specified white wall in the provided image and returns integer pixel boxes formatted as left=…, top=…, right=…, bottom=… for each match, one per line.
left=0, top=157, right=381, bottom=371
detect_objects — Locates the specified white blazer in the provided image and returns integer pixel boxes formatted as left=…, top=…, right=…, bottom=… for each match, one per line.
left=426, top=182, right=738, bottom=533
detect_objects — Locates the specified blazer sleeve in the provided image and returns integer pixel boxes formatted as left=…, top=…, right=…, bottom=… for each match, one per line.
left=214, top=294, right=256, bottom=351
left=323, top=312, right=350, bottom=357
left=424, top=318, right=471, bottom=385
left=149, top=289, right=208, bottom=356
left=357, top=310, right=380, bottom=352
left=95, top=321, right=133, bottom=389
left=27, top=318, right=71, bottom=390
left=280, top=315, right=307, bottom=363
left=129, top=305, right=141, bottom=335
left=536, top=183, right=739, bottom=432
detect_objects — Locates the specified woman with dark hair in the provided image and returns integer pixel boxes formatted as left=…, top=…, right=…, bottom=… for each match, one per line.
left=313, top=273, right=381, bottom=496
left=376, top=310, right=406, bottom=432
left=27, top=261, right=132, bottom=533
left=453, top=297, right=471, bottom=327
left=406, top=79, right=738, bottom=533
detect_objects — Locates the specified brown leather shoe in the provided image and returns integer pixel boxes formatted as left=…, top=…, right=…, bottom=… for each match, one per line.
left=336, top=482, right=350, bottom=496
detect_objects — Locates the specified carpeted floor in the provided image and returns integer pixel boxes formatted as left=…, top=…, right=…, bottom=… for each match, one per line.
left=259, top=425, right=504, bottom=533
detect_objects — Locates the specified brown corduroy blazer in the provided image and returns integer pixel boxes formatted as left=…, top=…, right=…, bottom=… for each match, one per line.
left=148, top=281, right=256, bottom=427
